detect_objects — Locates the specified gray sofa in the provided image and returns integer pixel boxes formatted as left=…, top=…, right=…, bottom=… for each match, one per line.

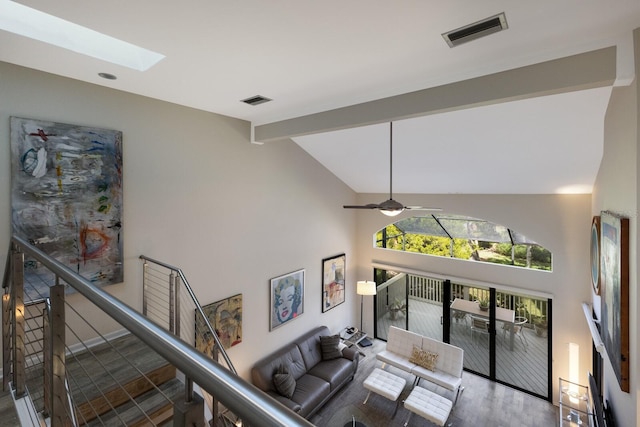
left=251, top=325, right=359, bottom=418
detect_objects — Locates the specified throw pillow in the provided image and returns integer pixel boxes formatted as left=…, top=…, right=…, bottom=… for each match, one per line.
left=319, top=334, right=342, bottom=360
left=273, top=365, right=296, bottom=398
left=409, top=345, right=439, bottom=372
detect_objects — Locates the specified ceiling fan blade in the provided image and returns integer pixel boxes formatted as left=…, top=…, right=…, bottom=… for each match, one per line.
left=405, top=206, right=442, bottom=212
left=343, top=204, right=381, bottom=209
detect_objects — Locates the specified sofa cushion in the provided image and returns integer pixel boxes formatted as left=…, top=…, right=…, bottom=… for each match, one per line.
left=273, top=365, right=296, bottom=398
left=307, top=358, right=355, bottom=391
left=251, top=343, right=307, bottom=393
left=409, top=345, right=438, bottom=371
left=296, top=326, right=331, bottom=369
left=291, top=374, right=332, bottom=418
left=319, top=335, right=342, bottom=360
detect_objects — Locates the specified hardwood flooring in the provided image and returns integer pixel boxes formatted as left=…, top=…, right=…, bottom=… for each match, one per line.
left=0, top=389, right=20, bottom=426
left=310, top=338, right=558, bottom=427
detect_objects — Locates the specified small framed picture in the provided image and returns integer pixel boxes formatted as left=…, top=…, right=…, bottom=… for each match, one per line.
left=195, top=293, right=242, bottom=352
left=270, top=269, right=305, bottom=330
left=322, top=254, right=346, bottom=313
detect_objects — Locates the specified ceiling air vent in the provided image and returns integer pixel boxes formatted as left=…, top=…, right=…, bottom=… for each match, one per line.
left=442, top=12, right=508, bottom=48
left=241, top=95, right=272, bottom=106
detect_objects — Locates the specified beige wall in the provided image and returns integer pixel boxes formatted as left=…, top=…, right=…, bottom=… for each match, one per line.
left=0, top=62, right=358, bottom=379
left=590, top=29, right=639, bottom=427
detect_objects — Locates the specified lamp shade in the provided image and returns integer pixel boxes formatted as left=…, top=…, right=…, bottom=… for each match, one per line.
left=357, top=280, right=377, bottom=296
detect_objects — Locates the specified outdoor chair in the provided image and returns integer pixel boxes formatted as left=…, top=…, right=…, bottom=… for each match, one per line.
left=452, top=310, right=468, bottom=329
left=470, top=316, right=490, bottom=343
left=502, top=316, right=529, bottom=351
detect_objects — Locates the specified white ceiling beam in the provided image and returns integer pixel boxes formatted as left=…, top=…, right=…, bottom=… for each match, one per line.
left=255, top=46, right=616, bottom=143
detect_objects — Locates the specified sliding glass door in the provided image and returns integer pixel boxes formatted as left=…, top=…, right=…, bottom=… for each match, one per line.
left=373, top=268, right=551, bottom=400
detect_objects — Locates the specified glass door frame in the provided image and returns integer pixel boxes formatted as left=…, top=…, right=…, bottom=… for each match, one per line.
left=373, top=268, right=553, bottom=402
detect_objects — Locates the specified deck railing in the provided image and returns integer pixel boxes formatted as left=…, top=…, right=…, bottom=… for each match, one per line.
left=385, top=272, right=547, bottom=327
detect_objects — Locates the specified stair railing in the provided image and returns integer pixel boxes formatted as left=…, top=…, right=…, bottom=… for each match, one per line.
left=3, top=235, right=313, bottom=427
left=139, top=255, right=238, bottom=424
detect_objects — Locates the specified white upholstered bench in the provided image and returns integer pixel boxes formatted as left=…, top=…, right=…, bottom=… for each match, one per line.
left=377, top=326, right=464, bottom=404
left=403, top=385, right=453, bottom=427
left=363, top=368, right=407, bottom=417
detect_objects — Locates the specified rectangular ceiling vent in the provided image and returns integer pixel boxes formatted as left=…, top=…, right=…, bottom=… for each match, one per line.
left=241, top=95, right=272, bottom=106
left=442, top=12, right=508, bottom=48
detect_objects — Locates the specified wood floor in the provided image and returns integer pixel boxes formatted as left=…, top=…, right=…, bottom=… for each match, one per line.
left=0, top=389, right=20, bottom=426
left=310, top=338, right=558, bottom=427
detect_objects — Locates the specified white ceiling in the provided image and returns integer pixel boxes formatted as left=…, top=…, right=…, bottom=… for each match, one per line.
left=2, top=1, right=640, bottom=195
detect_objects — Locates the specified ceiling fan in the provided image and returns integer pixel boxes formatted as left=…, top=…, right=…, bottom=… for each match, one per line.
left=343, top=122, right=441, bottom=216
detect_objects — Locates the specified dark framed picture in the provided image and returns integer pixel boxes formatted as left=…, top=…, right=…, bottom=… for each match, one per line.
left=270, top=269, right=304, bottom=330
left=322, top=254, right=346, bottom=313
left=590, top=216, right=601, bottom=294
left=600, top=211, right=629, bottom=392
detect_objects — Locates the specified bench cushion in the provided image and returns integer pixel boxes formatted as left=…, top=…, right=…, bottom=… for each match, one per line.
left=422, top=336, right=464, bottom=378
left=363, top=368, right=406, bottom=401
left=376, top=349, right=416, bottom=373
left=405, top=386, right=453, bottom=427
left=412, top=364, right=462, bottom=392
left=385, top=326, right=423, bottom=359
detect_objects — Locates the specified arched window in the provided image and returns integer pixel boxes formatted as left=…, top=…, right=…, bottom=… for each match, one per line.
left=375, top=214, right=552, bottom=271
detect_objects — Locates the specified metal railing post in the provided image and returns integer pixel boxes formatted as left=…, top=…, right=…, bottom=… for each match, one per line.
left=142, top=261, right=148, bottom=317
left=169, top=271, right=176, bottom=334
left=174, top=273, right=181, bottom=339
left=43, top=299, right=51, bottom=418
left=11, top=250, right=25, bottom=397
left=50, top=282, right=70, bottom=426
left=2, top=293, right=11, bottom=392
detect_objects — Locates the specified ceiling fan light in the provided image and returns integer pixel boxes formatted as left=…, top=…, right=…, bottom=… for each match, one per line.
left=381, top=208, right=404, bottom=217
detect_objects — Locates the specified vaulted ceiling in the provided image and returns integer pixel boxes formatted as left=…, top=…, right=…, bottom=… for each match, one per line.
left=2, top=1, right=640, bottom=194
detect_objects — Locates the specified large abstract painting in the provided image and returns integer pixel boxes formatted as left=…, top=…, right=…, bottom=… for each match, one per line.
left=10, top=117, right=123, bottom=289
left=600, top=211, right=629, bottom=392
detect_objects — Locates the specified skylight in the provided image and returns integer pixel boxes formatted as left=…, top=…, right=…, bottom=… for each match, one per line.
left=0, top=1, right=165, bottom=71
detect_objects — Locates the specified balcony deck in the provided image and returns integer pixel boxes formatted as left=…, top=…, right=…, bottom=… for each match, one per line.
left=376, top=299, right=548, bottom=397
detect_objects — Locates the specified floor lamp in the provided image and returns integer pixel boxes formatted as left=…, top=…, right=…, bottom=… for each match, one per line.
left=357, top=281, right=376, bottom=333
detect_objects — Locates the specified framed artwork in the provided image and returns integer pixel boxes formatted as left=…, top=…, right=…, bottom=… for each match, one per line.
left=590, top=216, right=601, bottom=294
left=195, top=294, right=242, bottom=352
left=322, top=253, right=346, bottom=313
left=10, top=117, right=123, bottom=289
left=270, top=269, right=304, bottom=330
left=600, top=211, right=629, bottom=392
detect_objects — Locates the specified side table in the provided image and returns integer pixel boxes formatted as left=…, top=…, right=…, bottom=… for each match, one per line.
left=340, top=327, right=367, bottom=346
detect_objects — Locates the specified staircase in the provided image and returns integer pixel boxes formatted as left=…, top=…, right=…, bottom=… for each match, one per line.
left=4, top=237, right=314, bottom=427
left=71, top=334, right=182, bottom=426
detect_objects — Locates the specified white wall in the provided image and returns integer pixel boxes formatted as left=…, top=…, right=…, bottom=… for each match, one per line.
left=590, top=29, right=639, bottom=427
left=353, top=193, right=593, bottom=404
left=0, top=62, right=358, bottom=379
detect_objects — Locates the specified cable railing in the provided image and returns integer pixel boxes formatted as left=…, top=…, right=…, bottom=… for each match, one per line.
left=139, top=255, right=239, bottom=424
left=3, top=235, right=313, bottom=427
